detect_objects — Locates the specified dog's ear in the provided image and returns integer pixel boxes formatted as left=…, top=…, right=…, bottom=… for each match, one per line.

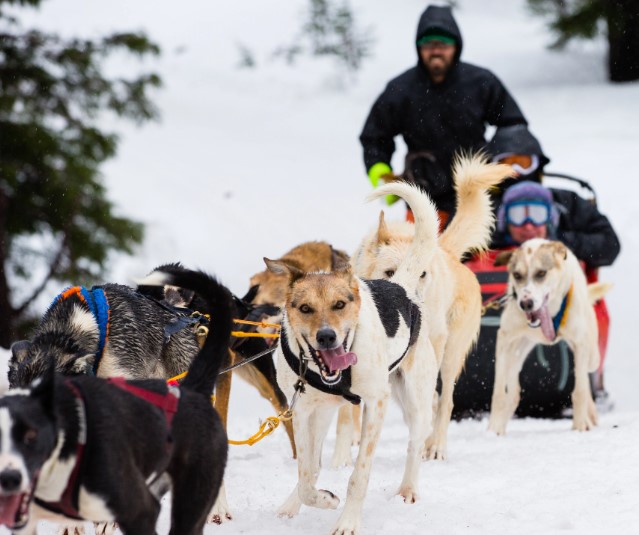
left=30, top=359, right=56, bottom=418
left=242, top=284, right=260, bottom=304
left=10, top=340, right=32, bottom=366
left=550, top=241, right=568, bottom=261
left=375, top=211, right=391, bottom=245
left=264, top=258, right=305, bottom=284
left=493, top=250, right=514, bottom=267
left=331, top=247, right=350, bottom=272
left=67, top=354, right=96, bottom=376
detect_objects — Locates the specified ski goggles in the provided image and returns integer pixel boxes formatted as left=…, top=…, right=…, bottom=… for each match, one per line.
left=494, top=153, right=540, bottom=176
left=505, top=200, right=551, bottom=227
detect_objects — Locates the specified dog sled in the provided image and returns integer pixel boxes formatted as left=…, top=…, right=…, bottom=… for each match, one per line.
left=452, top=173, right=611, bottom=418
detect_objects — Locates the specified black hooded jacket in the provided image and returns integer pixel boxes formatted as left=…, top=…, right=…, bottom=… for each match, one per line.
left=359, top=5, right=527, bottom=213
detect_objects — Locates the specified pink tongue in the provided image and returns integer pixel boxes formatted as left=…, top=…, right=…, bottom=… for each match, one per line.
left=0, top=494, right=22, bottom=527
left=529, top=304, right=555, bottom=341
left=319, top=347, right=358, bottom=372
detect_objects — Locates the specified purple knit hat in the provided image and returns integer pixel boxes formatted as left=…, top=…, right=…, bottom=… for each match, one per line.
left=497, top=181, right=559, bottom=233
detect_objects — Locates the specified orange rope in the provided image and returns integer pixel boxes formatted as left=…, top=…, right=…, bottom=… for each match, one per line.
left=233, top=318, right=281, bottom=329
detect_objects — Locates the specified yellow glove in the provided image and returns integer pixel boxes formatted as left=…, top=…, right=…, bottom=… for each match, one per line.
left=367, top=163, right=400, bottom=205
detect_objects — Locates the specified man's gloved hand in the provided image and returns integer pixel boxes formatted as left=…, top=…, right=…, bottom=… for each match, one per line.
left=368, top=162, right=400, bottom=205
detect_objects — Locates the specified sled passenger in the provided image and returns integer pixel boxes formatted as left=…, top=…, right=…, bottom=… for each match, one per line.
left=488, top=126, right=620, bottom=269
left=359, top=4, right=527, bottom=226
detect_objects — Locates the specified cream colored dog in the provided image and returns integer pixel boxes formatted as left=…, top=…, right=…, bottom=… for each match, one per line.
left=269, top=233, right=438, bottom=534
left=332, top=155, right=513, bottom=462
left=488, top=239, right=610, bottom=434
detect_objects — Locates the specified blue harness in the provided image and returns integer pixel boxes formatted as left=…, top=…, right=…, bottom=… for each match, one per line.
left=50, top=286, right=110, bottom=374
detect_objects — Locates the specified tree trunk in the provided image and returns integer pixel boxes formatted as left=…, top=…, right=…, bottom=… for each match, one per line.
left=606, top=0, right=639, bottom=82
left=0, top=188, right=16, bottom=349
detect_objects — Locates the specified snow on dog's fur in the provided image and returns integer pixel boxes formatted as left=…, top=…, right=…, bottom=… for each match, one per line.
left=269, top=247, right=438, bottom=534
left=488, top=239, right=610, bottom=434
left=339, top=155, right=513, bottom=461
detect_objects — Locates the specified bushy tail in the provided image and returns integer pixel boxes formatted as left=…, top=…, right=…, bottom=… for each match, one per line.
left=136, top=266, right=233, bottom=397
left=367, top=181, right=440, bottom=289
left=440, top=154, right=514, bottom=259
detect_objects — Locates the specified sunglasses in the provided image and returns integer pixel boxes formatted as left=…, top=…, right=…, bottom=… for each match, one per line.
left=494, top=153, right=540, bottom=176
left=505, top=201, right=550, bottom=227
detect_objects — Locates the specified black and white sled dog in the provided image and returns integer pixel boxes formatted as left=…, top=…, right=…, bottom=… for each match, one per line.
left=268, top=196, right=440, bottom=534
left=0, top=267, right=231, bottom=534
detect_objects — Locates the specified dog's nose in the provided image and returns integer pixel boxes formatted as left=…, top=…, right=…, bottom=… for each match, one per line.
left=0, top=469, right=22, bottom=492
left=519, top=298, right=534, bottom=312
left=316, top=328, right=337, bottom=349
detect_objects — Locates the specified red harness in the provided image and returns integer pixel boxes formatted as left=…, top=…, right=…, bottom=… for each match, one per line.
left=35, top=378, right=180, bottom=520
left=107, top=377, right=180, bottom=428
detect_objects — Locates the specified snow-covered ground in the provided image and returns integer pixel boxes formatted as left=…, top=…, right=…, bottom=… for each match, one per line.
left=3, top=0, right=639, bottom=533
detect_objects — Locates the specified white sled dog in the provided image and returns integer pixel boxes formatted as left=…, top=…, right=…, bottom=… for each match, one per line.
left=488, top=238, right=611, bottom=434
left=268, top=229, right=439, bottom=533
left=335, top=155, right=513, bottom=462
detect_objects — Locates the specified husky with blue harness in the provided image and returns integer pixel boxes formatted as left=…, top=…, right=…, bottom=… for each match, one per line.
left=8, top=275, right=206, bottom=389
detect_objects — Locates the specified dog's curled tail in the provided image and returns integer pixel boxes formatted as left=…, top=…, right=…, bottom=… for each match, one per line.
left=367, top=181, right=440, bottom=290
left=440, top=154, right=515, bottom=260
left=367, top=181, right=440, bottom=252
left=137, top=267, right=233, bottom=397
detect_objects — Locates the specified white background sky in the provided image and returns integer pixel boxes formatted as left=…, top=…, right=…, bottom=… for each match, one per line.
left=3, top=0, right=639, bottom=533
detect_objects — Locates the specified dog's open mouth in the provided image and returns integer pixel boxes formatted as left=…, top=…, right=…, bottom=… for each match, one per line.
left=0, top=490, right=32, bottom=529
left=308, top=340, right=358, bottom=385
left=525, top=295, right=555, bottom=341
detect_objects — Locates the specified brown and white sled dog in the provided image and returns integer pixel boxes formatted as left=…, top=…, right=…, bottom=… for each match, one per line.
left=268, top=243, right=438, bottom=533
left=487, top=239, right=610, bottom=434
left=238, top=241, right=352, bottom=455
left=344, top=155, right=513, bottom=461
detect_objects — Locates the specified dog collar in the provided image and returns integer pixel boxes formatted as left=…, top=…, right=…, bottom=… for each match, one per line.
left=50, top=286, right=110, bottom=374
left=551, top=284, right=573, bottom=338
left=279, top=324, right=361, bottom=405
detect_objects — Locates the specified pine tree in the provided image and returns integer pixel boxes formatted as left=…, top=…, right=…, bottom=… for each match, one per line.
left=527, top=0, right=639, bottom=82
left=0, top=0, right=162, bottom=347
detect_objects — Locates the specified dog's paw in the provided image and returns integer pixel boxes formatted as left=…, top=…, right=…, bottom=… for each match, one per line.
left=422, top=438, right=447, bottom=461
left=94, top=522, right=118, bottom=535
left=572, top=395, right=599, bottom=432
left=207, top=487, right=233, bottom=524
left=331, top=515, right=361, bottom=535
left=572, top=415, right=597, bottom=432
left=56, top=526, right=86, bottom=535
left=487, top=417, right=508, bottom=436
left=207, top=507, right=233, bottom=524
left=330, top=448, right=354, bottom=469
left=315, top=489, right=340, bottom=510
left=398, top=486, right=420, bottom=504
left=277, top=488, right=303, bottom=518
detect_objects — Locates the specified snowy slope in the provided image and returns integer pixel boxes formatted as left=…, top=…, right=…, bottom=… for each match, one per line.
left=3, top=0, right=639, bottom=533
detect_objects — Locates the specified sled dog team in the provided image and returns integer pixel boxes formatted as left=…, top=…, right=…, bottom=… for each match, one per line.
left=0, top=155, right=607, bottom=535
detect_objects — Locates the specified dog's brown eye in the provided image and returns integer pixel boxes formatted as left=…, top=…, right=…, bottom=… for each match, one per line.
left=535, top=270, right=547, bottom=280
left=299, top=304, right=313, bottom=314
left=23, top=429, right=37, bottom=446
left=384, top=270, right=395, bottom=278
left=420, top=271, right=427, bottom=279
left=333, top=300, right=346, bottom=310
left=513, top=272, right=523, bottom=282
